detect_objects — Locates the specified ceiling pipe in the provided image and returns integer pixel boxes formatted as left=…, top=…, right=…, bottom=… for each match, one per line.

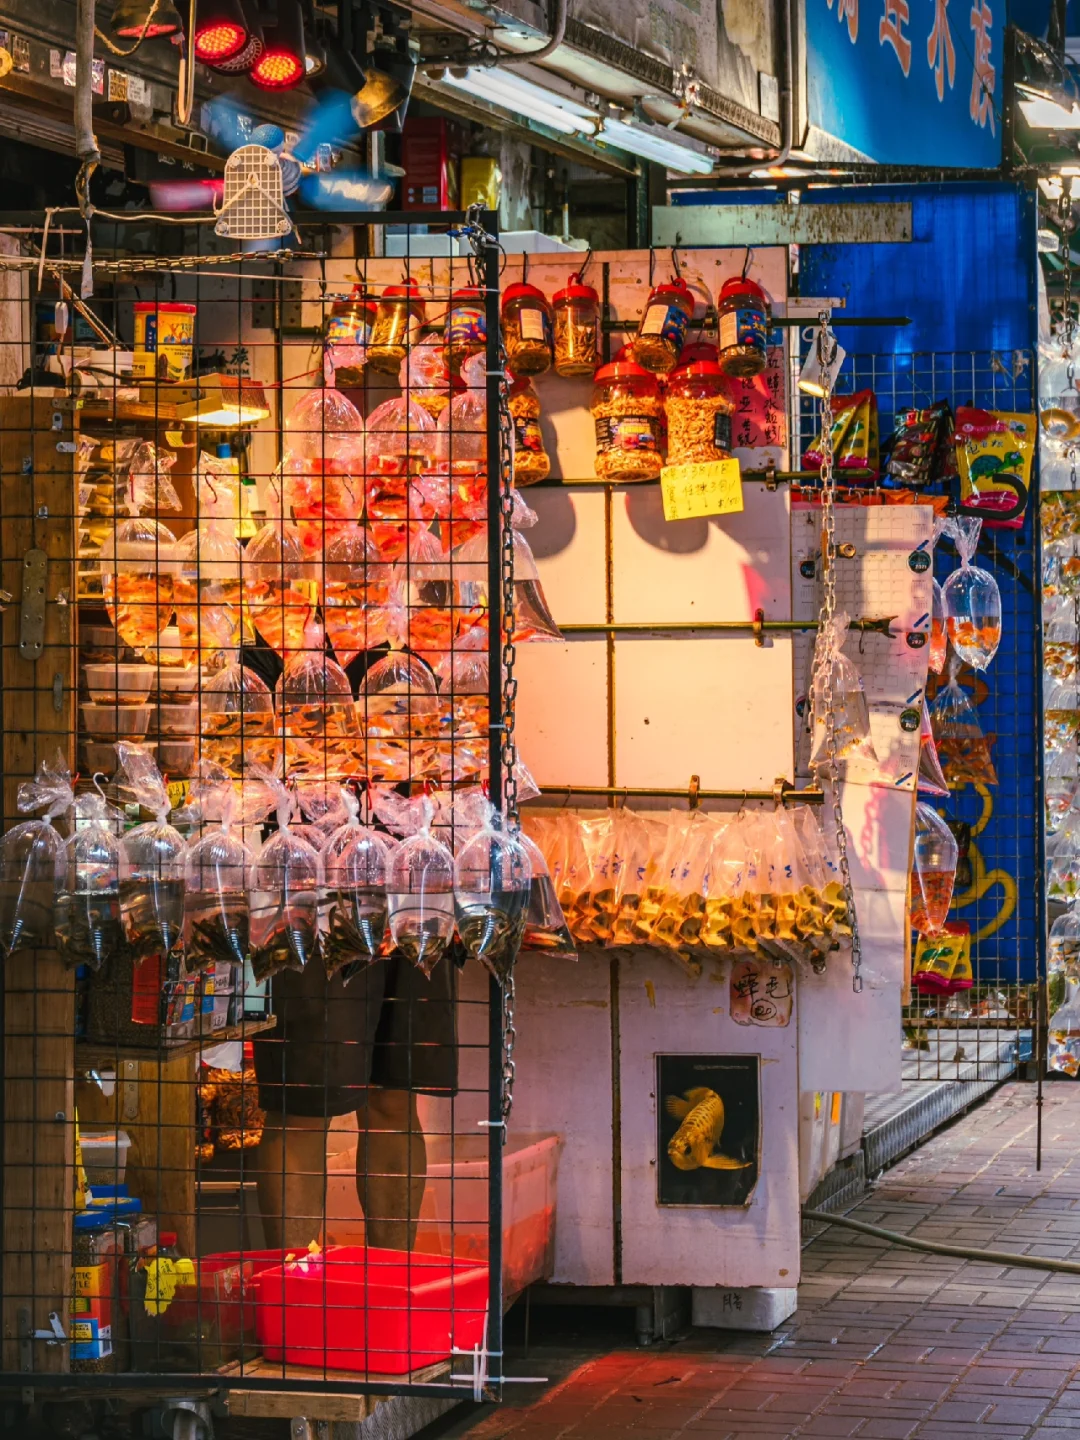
left=74, top=0, right=101, bottom=183
left=708, top=0, right=794, bottom=176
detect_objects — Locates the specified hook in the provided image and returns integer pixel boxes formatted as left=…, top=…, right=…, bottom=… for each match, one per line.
left=577, top=247, right=593, bottom=284
left=742, top=245, right=753, bottom=280
left=522, top=251, right=529, bottom=282
left=92, top=771, right=108, bottom=799
left=671, top=246, right=681, bottom=279
left=559, top=785, right=573, bottom=809
left=648, top=247, right=656, bottom=286
left=688, top=774, right=701, bottom=809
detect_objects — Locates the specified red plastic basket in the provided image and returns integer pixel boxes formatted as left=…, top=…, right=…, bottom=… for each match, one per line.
left=254, top=1245, right=489, bottom=1374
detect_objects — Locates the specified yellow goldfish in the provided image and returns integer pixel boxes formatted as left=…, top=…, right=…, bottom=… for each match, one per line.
left=665, top=1087, right=752, bottom=1172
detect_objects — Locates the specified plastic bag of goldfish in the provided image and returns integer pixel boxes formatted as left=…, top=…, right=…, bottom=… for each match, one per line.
left=521, top=805, right=850, bottom=977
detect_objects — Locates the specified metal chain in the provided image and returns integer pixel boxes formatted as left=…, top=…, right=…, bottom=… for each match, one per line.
left=809, top=312, right=864, bottom=992
left=463, top=205, right=519, bottom=1117
left=1061, top=180, right=1075, bottom=348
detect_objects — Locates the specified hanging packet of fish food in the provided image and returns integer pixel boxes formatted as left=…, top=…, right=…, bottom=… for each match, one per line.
left=803, top=390, right=879, bottom=480
left=929, top=660, right=997, bottom=787
left=884, top=400, right=952, bottom=489
left=0, top=750, right=73, bottom=958
left=910, top=801, right=959, bottom=937
left=954, top=407, right=1033, bottom=529
left=767, top=807, right=819, bottom=963
left=793, top=804, right=850, bottom=952
left=56, top=781, right=124, bottom=973
left=320, top=787, right=392, bottom=981
left=808, top=612, right=877, bottom=766
left=115, top=741, right=187, bottom=960
left=182, top=775, right=268, bottom=974
left=648, top=811, right=717, bottom=972
left=941, top=514, right=1001, bottom=671
left=247, top=770, right=322, bottom=982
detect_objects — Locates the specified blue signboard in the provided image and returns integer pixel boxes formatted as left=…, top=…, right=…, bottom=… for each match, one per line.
left=807, top=0, right=1004, bottom=166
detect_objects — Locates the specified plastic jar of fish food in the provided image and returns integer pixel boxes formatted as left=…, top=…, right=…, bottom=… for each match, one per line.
left=445, top=286, right=487, bottom=367
left=664, top=344, right=735, bottom=466
left=509, top=378, right=550, bottom=485
left=367, top=281, right=426, bottom=374
left=553, top=275, right=600, bottom=376
left=716, top=276, right=770, bottom=378
left=633, top=278, right=694, bottom=374
left=502, top=283, right=553, bottom=375
left=591, top=360, right=663, bottom=482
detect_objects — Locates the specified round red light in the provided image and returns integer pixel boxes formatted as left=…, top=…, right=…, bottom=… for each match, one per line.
left=195, top=20, right=246, bottom=59
left=250, top=49, right=304, bottom=87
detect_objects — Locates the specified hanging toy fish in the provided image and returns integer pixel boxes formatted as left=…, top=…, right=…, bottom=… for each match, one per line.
left=665, top=1088, right=752, bottom=1172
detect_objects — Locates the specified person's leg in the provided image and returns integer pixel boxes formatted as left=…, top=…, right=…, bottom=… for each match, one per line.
left=250, top=1111, right=329, bottom=1249
left=354, top=1089, right=426, bottom=1251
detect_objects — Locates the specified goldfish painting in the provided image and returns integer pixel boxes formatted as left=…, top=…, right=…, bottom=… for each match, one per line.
left=665, top=1087, right=752, bottom=1172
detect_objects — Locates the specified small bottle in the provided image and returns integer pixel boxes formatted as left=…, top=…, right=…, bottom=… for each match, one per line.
left=367, top=281, right=426, bottom=374
left=553, top=274, right=600, bottom=376
left=324, top=285, right=376, bottom=386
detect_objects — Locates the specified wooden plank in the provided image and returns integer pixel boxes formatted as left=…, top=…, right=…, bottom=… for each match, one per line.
left=0, top=396, right=77, bottom=1373
left=75, top=1014, right=277, bottom=1067
left=221, top=1358, right=450, bottom=1421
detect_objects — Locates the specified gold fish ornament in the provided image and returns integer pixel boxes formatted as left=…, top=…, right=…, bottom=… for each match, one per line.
left=665, top=1087, right=752, bottom=1172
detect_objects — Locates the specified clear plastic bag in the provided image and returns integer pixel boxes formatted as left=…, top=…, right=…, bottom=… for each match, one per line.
left=942, top=515, right=1001, bottom=671
left=115, top=742, right=187, bottom=959
left=451, top=526, right=562, bottom=643
left=910, top=802, right=959, bottom=936
left=929, top=661, right=997, bottom=787
left=357, top=651, right=440, bottom=783
left=319, top=786, right=391, bottom=980
left=284, top=387, right=365, bottom=464
left=322, top=525, right=393, bottom=667
left=126, top=440, right=181, bottom=515
left=454, top=806, right=532, bottom=983
left=182, top=778, right=262, bottom=973
left=367, top=394, right=438, bottom=477
left=276, top=620, right=362, bottom=779
left=174, top=465, right=243, bottom=665
left=1048, top=907, right=1080, bottom=1075
left=201, top=658, right=281, bottom=777
left=56, top=781, right=123, bottom=972
left=517, top=830, right=576, bottom=959
left=918, top=697, right=950, bottom=797
left=808, top=612, right=876, bottom=764
left=402, top=338, right=452, bottom=421
left=99, top=510, right=180, bottom=659
left=930, top=578, right=948, bottom=675
left=0, top=750, right=72, bottom=957
left=433, top=650, right=489, bottom=786
left=242, top=522, right=317, bottom=658
left=435, top=352, right=487, bottom=474
left=386, top=797, right=455, bottom=977
left=248, top=771, right=322, bottom=981
left=391, top=546, right=487, bottom=669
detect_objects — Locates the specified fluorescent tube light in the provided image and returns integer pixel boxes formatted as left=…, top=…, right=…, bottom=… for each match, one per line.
left=440, top=68, right=599, bottom=135
left=599, top=119, right=716, bottom=175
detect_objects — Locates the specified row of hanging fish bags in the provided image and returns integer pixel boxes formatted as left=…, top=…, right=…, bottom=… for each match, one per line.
left=0, top=747, right=575, bottom=1012
left=521, top=804, right=849, bottom=978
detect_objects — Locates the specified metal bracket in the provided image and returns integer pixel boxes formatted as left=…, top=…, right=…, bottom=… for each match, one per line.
left=19, top=549, right=47, bottom=659
left=18, top=1307, right=66, bottom=1372
left=763, top=458, right=778, bottom=492
left=837, top=542, right=858, bottom=559
left=752, top=608, right=766, bottom=647
left=122, top=1059, right=140, bottom=1122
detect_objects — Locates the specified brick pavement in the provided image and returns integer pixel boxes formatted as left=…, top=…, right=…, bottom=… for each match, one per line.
left=446, top=1083, right=1080, bottom=1440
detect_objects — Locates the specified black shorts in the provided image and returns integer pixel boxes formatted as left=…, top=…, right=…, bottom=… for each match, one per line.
left=253, top=952, right=459, bottom=1118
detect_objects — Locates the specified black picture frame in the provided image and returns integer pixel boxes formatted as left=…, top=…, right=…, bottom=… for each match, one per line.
left=655, top=1053, right=761, bottom=1208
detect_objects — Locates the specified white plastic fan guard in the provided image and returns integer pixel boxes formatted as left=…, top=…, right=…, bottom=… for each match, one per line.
left=215, top=145, right=294, bottom=240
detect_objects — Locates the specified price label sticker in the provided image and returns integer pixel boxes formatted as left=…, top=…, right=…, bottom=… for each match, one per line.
left=659, top=458, right=743, bottom=522
left=166, top=778, right=190, bottom=811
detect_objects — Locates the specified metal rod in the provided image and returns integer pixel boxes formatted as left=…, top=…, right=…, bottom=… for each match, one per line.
left=531, top=468, right=877, bottom=488
left=600, top=316, right=911, bottom=332
left=558, top=616, right=897, bottom=636
left=535, top=784, right=825, bottom=804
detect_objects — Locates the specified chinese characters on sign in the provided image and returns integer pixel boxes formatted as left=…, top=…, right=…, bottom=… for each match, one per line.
left=660, top=458, right=744, bottom=522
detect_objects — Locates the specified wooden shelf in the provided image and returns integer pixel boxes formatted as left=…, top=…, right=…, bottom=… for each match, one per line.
left=220, top=1357, right=453, bottom=1421
left=76, top=1015, right=277, bottom=1067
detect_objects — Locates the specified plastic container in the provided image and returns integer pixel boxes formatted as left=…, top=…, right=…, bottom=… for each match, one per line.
left=367, top=281, right=426, bottom=374
left=80, top=1129, right=132, bottom=1188
left=326, top=1132, right=561, bottom=1301
left=509, top=378, right=550, bottom=485
left=84, top=663, right=155, bottom=705
left=716, top=276, right=770, bottom=378
left=591, top=360, right=663, bottom=481
left=155, top=739, right=197, bottom=775
left=153, top=666, right=199, bottom=694
left=325, top=287, right=376, bottom=386
left=633, top=278, right=694, bottom=374
left=255, top=1245, right=488, bottom=1373
left=445, top=286, right=486, bottom=367
left=81, top=741, right=119, bottom=775
left=152, top=700, right=199, bottom=736
left=502, top=283, right=553, bottom=375
left=664, top=344, right=734, bottom=465
left=81, top=702, right=152, bottom=737
left=132, top=302, right=196, bottom=382
left=553, top=275, right=599, bottom=377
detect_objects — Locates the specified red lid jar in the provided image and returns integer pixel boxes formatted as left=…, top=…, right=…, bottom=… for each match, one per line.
left=664, top=342, right=735, bottom=465
left=591, top=360, right=664, bottom=482
left=716, top=276, right=770, bottom=378
left=502, top=282, right=553, bottom=376
left=445, top=285, right=487, bottom=366
left=553, top=274, right=600, bottom=377
left=368, top=281, right=426, bottom=374
left=633, top=277, right=695, bottom=375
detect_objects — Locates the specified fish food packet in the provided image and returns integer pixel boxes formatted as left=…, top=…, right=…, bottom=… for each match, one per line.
left=319, top=786, right=391, bottom=982
left=57, top=781, right=123, bottom=972
left=115, top=741, right=187, bottom=959
left=954, top=407, right=1033, bottom=529
left=248, top=771, right=322, bottom=982
left=0, top=750, right=73, bottom=957
left=884, top=400, right=951, bottom=488
left=803, top=391, right=860, bottom=473
left=941, top=515, right=1001, bottom=671
left=929, top=660, right=997, bottom=787
left=910, top=801, right=959, bottom=937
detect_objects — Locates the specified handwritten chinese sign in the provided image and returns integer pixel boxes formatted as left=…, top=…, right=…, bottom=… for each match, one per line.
left=660, top=458, right=744, bottom=522
left=807, top=0, right=1002, bottom=166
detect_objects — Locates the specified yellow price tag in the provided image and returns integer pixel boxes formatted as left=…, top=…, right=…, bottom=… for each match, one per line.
left=660, top=458, right=743, bottom=522
left=166, top=778, right=190, bottom=811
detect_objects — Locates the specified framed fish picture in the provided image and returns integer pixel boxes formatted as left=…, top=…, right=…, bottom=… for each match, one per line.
left=655, top=1054, right=761, bottom=1207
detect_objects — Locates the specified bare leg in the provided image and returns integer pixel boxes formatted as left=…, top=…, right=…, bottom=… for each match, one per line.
left=355, top=1089, right=426, bottom=1251
left=251, top=1111, right=329, bottom=1250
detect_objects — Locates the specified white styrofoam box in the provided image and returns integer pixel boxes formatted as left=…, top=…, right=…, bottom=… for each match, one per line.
left=610, top=484, right=792, bottom=623
left=618, top=950, right=801, bottom=1289
left=513, top=640, right=609, bottom=788
left=81, top=1129, right=132, bottom=1188
left=692, top=1286, right=797, bottom=1331
left=613, top=636, right=794, bottom=790
left=525, top=487, right=607, bottom=624
left=798, top=1091, right=829, bottom=1201
left=839, top=1092, right=865, bottom=1159
left=799, top=973, right=903, bottom=1093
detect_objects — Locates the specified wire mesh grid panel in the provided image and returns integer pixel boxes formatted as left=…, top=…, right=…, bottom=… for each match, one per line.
left=0, top=212, right=531, bottom=1402
left=796, top=345, right=1039, bottom=1082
